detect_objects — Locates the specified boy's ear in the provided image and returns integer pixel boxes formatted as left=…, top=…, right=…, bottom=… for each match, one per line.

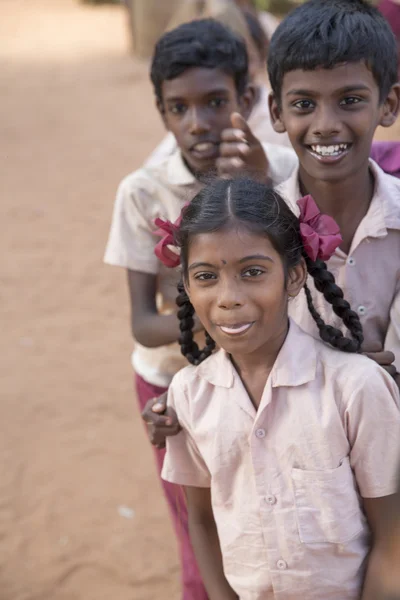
left=239, top=84, right=256, bottom=121
left=269, top=92, right=286, bottom=134
left=156, top=98, right=169, bottom=130
left=379, top=83, right=400, bottom=128
left=287, top=259, right=307, bottom=299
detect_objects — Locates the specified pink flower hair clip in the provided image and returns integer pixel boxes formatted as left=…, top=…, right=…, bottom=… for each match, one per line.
left=297, top=195, right=342, bottom=262
left=153, top=204, right=189, bottom=268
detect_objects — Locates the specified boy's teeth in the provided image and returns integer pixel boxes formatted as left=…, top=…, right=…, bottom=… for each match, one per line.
left=311, top=143, right=348, bottom=156
left=194, top=142, right=213, bottom=152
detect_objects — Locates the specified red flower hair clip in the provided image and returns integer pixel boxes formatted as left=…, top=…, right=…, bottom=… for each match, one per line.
left=153, top=204, right=188, bottom=268
left=297, top=195, right=342, bottom=262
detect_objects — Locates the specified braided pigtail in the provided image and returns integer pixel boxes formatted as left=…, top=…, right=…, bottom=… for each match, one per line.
left=176, top=281, right=215, bottom=366
left=303, top=255, right=363, bottom=353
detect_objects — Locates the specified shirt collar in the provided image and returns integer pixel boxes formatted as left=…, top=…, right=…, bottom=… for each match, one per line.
left=276, top=159, right=400, bottom=240
left=166, top=148, right=198, bottom=186
left=196, top=319, right=317, bottom=390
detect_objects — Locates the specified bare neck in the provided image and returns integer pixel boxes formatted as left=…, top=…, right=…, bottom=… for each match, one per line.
left=298, top=164, right=374, bottom=254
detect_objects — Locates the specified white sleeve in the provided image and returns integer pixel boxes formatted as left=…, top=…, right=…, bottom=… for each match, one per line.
left=161, top=374, right=211, bottom=488
left=346, top=366, right=400, bottom=498
left=103, top=174, right=159, bottom=274
left=262, top=142, right=298, bottom=186
left=145, top=133, right=177, bottom=168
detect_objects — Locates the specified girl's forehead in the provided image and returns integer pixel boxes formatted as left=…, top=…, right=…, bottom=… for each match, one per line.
left=187, top=227, right=279, bottom=261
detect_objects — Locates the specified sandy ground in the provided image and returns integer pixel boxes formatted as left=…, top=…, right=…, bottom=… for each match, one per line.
left=0, top=2, right=398, bottom=600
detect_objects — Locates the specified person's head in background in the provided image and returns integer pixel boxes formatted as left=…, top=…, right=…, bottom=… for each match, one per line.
left=242, top=9, right=269, bottom=83
left=150, top=19, right=254, bottom=178
left=267, top=0, right=400, bottom=185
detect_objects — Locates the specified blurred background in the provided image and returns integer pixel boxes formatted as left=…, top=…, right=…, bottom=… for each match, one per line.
left=0, top=1, right=398, bottom=599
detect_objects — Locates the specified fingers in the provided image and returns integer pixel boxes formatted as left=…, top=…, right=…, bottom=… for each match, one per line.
left=147, top=417, right=182, bottom=449
left=230, top=112, right=256, bottom=141
left=363, top=350, right=397, bottom=378
left=362, top=341, right=384, bottom=353
left=363, top=350, right=395, bottom=366
left=216, top=156, right=245, bottom=178
left=151, top=391, right=168, bottom=413
left=219, top=141, right=251, bottom=158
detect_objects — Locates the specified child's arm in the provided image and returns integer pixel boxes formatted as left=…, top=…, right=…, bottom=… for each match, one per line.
left=361, top=493, right=400, bottom=600
left=127, top=270, right=203, bottom=347
left=184, top=485, right=238, bottom=600
left=127, top=269, right=182, bottom=347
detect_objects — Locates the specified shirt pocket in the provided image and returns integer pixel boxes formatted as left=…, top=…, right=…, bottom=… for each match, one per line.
left=291, top=456, right=365, bottom=544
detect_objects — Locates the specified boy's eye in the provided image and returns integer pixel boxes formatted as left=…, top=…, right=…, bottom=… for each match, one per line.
left=242, top=267, right=264, bottom=278
left=209, top=98, right=228, bottom=109
left=292, top=99, right=314, bottom=110
left=194, top=272, right=216, bottom=281
left=170, top=103, right=187, bottom=115
left=339, top=96, right=362, bottom=106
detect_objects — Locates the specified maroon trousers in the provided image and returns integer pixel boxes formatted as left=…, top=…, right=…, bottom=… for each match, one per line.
left=135, top=374, right=209, bottom=600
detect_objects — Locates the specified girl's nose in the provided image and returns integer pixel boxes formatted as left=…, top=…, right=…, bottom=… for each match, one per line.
left=217, top=279, right=245, bottom=310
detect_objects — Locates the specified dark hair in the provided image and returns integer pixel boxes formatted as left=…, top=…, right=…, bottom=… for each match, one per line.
left=175, top=178, right=363, bottom=365
left=150, top=19, right=249, bottom=104
left=243, top=10, right=269, bottom=62
left=267, top=0, right=398, bottom=103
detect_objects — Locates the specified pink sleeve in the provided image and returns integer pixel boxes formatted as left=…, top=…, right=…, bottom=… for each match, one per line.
left=346, top=366, right=400, bottom=498
left=161, top=374, right=211, bottom=488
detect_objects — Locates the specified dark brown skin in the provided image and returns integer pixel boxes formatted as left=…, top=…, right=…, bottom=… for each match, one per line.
left=217, top=112, right=269, bottom=183
left=184, top=486, right=238, bottom=600
left=361, top=493, right=400, bottom=600
left=128, top=270, right=183, bottom=348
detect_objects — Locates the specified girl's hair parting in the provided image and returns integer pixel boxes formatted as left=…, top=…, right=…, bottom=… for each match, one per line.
left=175, top=177, right=363, bottom=365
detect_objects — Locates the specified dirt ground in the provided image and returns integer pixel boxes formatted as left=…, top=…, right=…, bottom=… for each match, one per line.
left=0, top=2, right=398, bottom=600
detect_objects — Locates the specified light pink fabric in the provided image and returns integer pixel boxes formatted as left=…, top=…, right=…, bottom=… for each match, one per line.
left=276, top=160, right=400, bottom=371
left=162, top=320, right=400, bottom=600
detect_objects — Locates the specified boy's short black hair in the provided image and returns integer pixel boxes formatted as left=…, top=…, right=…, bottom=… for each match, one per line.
left=267, top=0, right=398, bottom=103
left=150, top=19, right=249, bottom=104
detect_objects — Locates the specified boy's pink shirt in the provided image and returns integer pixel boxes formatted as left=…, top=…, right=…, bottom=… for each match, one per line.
left=276, top=160, right=400, bottom=371
left=162, top=319, right=400, bottom=600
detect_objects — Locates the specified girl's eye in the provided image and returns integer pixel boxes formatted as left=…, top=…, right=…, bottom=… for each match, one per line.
left=339, top=96, right=362, bottom=106
left=242, top=267, right=264, bottom=278
left=194, top=272, right=217, bottom=281
left=292, top=99, right=314, bottom=110
left=170, top=103, right=186, bottom=115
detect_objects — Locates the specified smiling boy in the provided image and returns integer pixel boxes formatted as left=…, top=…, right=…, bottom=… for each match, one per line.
left=104, top=18, right=296, bottom=600
left=267, top=0, right=400, bottom=377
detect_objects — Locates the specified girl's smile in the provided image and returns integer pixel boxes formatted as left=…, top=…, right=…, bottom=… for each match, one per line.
left=185, top=225, right=304, bottom=365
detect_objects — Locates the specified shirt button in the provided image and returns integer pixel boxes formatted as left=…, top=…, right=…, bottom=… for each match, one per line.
left=255, top=428, right=266, bottom=439
left=266, top=495, right=277, bottom=505
left=277, top=559, right=287, bottom=570
left=347, top=257, right=356, bottom=266
left=357, top=305, right=367, bottom=316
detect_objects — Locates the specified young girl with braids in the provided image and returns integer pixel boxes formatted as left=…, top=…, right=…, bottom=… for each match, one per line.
left=158, top=177, right=400, bottom=600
